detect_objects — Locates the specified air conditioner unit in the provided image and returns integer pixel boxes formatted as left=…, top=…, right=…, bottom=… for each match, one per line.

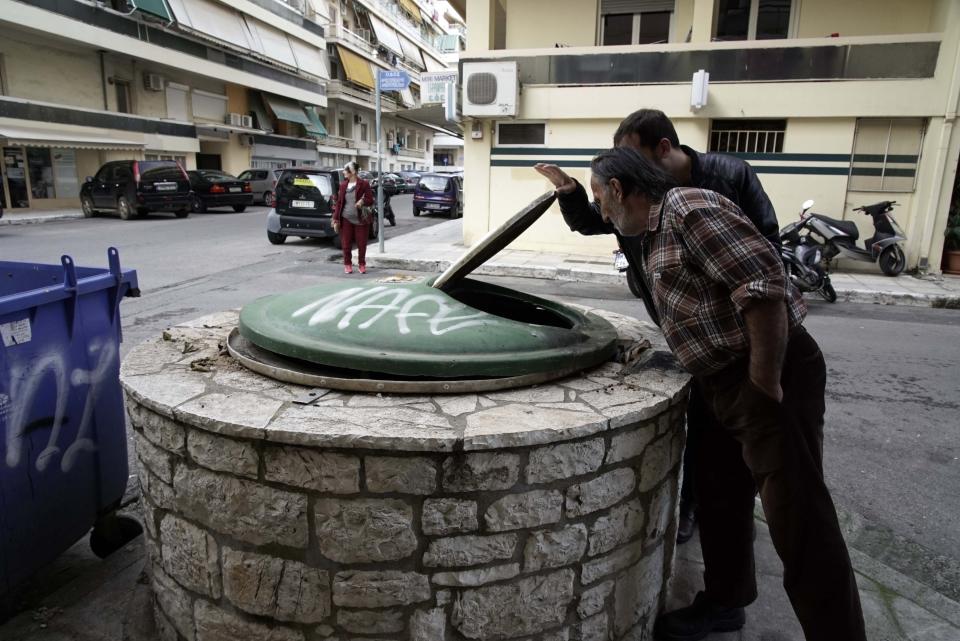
left=226, top=112, right=244, bottom=127
left=353, top=114, right=362, bottom=124
left=240, top=135, right=255, bottom=147
left=461, top=61, right=518, bottom=117
left=241, top=114, right=254, bottom=128
left=143, top=73, right=164, bottom=92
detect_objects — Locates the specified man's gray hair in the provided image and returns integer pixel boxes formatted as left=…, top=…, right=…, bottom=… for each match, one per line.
left=591, top=147, right=677, bottom=202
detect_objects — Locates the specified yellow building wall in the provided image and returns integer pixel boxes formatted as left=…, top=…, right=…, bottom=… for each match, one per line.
left=1, top=35, right=104, bottom=109
left=504, top=0, right=598, bottom=49
left=795, top=0, right=936, bottom=37
left=673, top=0, right=695, bottom=42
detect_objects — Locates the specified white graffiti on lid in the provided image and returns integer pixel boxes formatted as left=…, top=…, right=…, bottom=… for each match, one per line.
left=4, top=337, right=118, bottom=472
left=291, top=286, right=494, bottom=335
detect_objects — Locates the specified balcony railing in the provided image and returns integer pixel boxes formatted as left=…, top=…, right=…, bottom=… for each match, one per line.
left=318, top=135, right=353, bottom=148
left=326, top=80, right=398, bottom=110
left=356, top=0, right=444, bottom=57
left=330, top=24, right=378, bottom=56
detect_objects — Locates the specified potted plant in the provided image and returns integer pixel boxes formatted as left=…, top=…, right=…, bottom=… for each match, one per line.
left=944, top=210, right=960, bottom=274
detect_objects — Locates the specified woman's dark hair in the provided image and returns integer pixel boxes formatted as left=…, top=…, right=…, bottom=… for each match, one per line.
left=591, top=147, right=678, bottom=202
left=613, top=109, right=681, bottom=149
left=343, top=161, right=359, bottom=174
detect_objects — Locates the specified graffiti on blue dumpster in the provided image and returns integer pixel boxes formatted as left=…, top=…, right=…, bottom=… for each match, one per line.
left=292, top=286, right=495, bottom=336
left=3, top=336, right=118, bottom=473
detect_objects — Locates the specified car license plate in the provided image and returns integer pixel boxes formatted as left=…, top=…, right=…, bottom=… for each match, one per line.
left=292, top=200, right=315, bottom=208
left=613, top=251, right=629, bottom=271
left=229, top=187, right=241, bottom=193
left=155, top=182, right=177, bottom=191
left=425, top=203, right=442, bottom=209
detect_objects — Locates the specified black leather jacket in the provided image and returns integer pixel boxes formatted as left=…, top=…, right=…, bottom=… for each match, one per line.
left=558, top=145, right=780, bottom=324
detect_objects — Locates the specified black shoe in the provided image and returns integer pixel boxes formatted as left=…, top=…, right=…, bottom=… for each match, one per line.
left=653, top=592, right=745, bottom=641
left=676, top=503, right=697, bottom=544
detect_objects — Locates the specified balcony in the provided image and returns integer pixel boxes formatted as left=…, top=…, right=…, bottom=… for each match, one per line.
left=329, top=24, right=378, bottom=57
left=318, top=135, right=353, bottom=148
left=326, top=80, right=399, bottom=110
left=355, top=0, right=445, bottom=57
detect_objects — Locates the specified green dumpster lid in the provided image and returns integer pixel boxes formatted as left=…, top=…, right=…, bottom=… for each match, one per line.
left=237, top=191, right=618, bottom=383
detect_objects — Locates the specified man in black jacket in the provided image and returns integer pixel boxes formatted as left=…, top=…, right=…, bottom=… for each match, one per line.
left=535, top=109, right=781, bottom=640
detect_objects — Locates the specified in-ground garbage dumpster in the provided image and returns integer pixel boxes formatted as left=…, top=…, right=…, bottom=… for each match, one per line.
left=0, top=248, right=141, bottom=604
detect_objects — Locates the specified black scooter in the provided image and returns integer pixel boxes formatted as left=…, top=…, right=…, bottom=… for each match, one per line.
left=780, top=200, right=837, bottom=302
left=375, top=188, right=397, bottom=226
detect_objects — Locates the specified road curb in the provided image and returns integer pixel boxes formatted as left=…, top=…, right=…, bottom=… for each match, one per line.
left=0, top=213, right=85, bottom=226
left=367, top=255, right=959, bottom=308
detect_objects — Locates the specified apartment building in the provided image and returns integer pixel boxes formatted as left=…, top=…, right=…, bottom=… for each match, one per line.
left=320, top=0, right=460, bottom=172
left=460, top=0, right=960, bottom=274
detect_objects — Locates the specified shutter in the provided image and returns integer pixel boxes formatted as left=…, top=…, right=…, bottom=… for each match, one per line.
left=601, top=0, right=674, bottom=14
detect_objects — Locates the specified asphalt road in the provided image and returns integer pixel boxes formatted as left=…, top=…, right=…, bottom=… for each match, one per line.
left=2, top=194, right=959, bottom=606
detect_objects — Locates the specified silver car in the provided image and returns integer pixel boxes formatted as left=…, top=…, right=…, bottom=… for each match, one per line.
left=237, top=169, right=282, bottom=206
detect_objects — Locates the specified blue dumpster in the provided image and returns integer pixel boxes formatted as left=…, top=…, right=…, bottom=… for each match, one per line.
left=0, top=248, right=140, bottom=601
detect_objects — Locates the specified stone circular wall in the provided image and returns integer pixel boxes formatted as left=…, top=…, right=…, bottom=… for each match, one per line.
left=120, top=308, right=690, bottom=641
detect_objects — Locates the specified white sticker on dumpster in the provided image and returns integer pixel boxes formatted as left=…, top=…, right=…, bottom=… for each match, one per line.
left=0, top=318, right=32, bottom=346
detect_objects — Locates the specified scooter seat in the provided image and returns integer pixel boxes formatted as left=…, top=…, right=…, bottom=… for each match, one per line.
left=810, top=214, right=859, bottom=241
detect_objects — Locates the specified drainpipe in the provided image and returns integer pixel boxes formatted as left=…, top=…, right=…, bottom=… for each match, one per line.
left=99, top=50, right=109, bottom=110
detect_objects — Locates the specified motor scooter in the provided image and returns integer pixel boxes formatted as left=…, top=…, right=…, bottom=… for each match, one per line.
left=780, top=200, right=837, bottom=302
left=799, top=200, right=907, bottom=276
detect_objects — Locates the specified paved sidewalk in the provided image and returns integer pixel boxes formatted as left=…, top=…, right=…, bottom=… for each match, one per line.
left=0, top=209, right=85, bottom=225
left=367, top=220, right=960, bottom=309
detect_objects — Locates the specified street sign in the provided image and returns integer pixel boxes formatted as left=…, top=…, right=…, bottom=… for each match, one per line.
left=378, top=70, right=410, bottom=91
left=422, top=71, right=458, bottom=105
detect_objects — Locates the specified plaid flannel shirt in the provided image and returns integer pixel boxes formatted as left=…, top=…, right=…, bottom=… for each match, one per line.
left=639, top=187, right=806, bottom=377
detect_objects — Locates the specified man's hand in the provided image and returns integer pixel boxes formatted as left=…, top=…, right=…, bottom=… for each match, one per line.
left=534, top=163, right=577, bottom=195
left=742, top=299, right=788, bottom=403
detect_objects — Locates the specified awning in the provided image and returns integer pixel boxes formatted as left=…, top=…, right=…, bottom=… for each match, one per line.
left=132, top=0, right=172, bottom=21
left=368, top=14, right=404, bottom=57
left=249, top=93, right=274, bottom=132
left=289, top=38, right=328, bottom=78
left=422, top=52, right=447, bottom=73
left=245, top=18, right=298, bottom=68
left=398, top=33, right=426, bottom=69
left=336, top=45, right=376, bottom=90
left=263, top=95, right=323, bottom=137
left=166, top=0, right=255, bottom=51
left=0, top=125, right=144, bottom=150
left=304, top=106, right=328, bottom=137
left=399, top=0, right=422, bottom=22
left=252, top=143, right=318, bottom=163
left=399, top=88, right=416, bottom=107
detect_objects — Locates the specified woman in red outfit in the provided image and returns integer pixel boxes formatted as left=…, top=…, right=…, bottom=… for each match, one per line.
left=332, top=162, right=374, bottom=274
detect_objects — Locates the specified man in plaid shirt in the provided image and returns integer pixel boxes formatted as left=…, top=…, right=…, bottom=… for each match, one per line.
left=588, top=146, right=866, bottom=641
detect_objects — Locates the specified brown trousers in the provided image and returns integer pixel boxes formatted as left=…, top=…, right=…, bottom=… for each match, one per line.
left=695, top=328, right=866, bottom=641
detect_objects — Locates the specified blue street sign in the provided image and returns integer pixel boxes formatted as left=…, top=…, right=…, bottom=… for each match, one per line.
left=378, top=70, right=411, bottom=91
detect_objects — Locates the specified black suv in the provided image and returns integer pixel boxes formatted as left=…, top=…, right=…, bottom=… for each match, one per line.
left=266, top=167, right=379, bottom=245
left=80, top=160, right=192, bottom=219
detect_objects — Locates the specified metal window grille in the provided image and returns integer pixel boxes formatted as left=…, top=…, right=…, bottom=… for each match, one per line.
left=709, top=120, right=786, bottom=153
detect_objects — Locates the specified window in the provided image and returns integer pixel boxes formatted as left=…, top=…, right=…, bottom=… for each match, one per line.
left=426, top=139, right=431, bottom=152
left=602, top=14, right=633, bottom=45
left=338, top=118, right=346, bottom=137
left=27, top=148, right=55, bottom=199
left=600, top=2, right=673, bottom=45
left=715, top=0, right=792, bottom=41
left=115, top=79, right=131, bottom=113
left=191, top=90, right=228, bottom=122
left=360, top=123, right=368, bottom=141
left=709, top=119, right=786, bottom=153
left=849, top=118, right=925, bottom=192
left=496, top=122, right=547, bottom=146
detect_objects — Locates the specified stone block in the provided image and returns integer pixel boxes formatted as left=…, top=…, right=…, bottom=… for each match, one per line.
left=222, top=547, right=330, bottom=623
left=131, top=404, right=186, bottom=454
left=173, top=465, right=308, bottom=548
left=137, top=435, right=175, bottom=484
left=365, top=456, right=437, bottom=495
left=524, top=524, right=588, bottom=572
left=605, top=427, right=657, bottom=465
left=264, top=446, right=360, bottom=494
left=152, top=565, right=196, bottom=641
left=159, top=514, right=220, bottom=598
left=566, top=468, right=636, bottom=518
left=542, top=630, right=570, bottom=641
left=442, top=452, right=520, bottom=491
left=140, top=468, right=176, bottom=511
left=177, top=392, right=282, bottom=438
left=526, top=438, right=605, bottom=484
left=314, top=498, right=417, bottom=563
left=645, top=481, right=676, bottom=544
left=187, top=430, right=258, bottom=479
left=589, top=498, right=646, bottom=556
left=336, top=608, right=404, bottom=634
left=431, top=563, right=520, bottom=587
left=423, top=533, right=517, bottom=567
left=422, top=498, right=478, bottom=535
left=451, top=569, right=575, bottom=639
left=332, top=571, right=431, bottom=608
left=581, top=542, right=644, bottom=585
left=194, top=600, right=304, bottom=641
left=574, top=613, right=608, bottom=641
left=153, top=602, right=179, bottom=641
left=410, top=608, right=446, bottom=640
left=577, top=580, right=614, bottom=619
left=614, top=546, right=665, bottom=637
left=485, top=490, right=563, bottom=532
left=638, top=434, right=676, bottom=493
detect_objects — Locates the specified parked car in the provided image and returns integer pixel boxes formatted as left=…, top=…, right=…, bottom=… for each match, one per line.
left=413, top=173, right=463, bottom=219
left=80, top=160, right=191, bottom=219
left=397, top=171, right=421, bottom=193
left=187, top=170, right=254, bottom=213
left=238, top=168, right=282, bottom=206
left=266, top=167, right=377, bottom=245
left=379, top=173, right=402, bottom=197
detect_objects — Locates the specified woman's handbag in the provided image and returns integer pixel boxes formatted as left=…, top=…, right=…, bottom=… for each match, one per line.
left=359, top=203, right=375, bottom=224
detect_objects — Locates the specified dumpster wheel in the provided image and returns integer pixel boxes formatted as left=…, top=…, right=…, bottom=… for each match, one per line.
left=90, top=513, right=143, bottom=559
